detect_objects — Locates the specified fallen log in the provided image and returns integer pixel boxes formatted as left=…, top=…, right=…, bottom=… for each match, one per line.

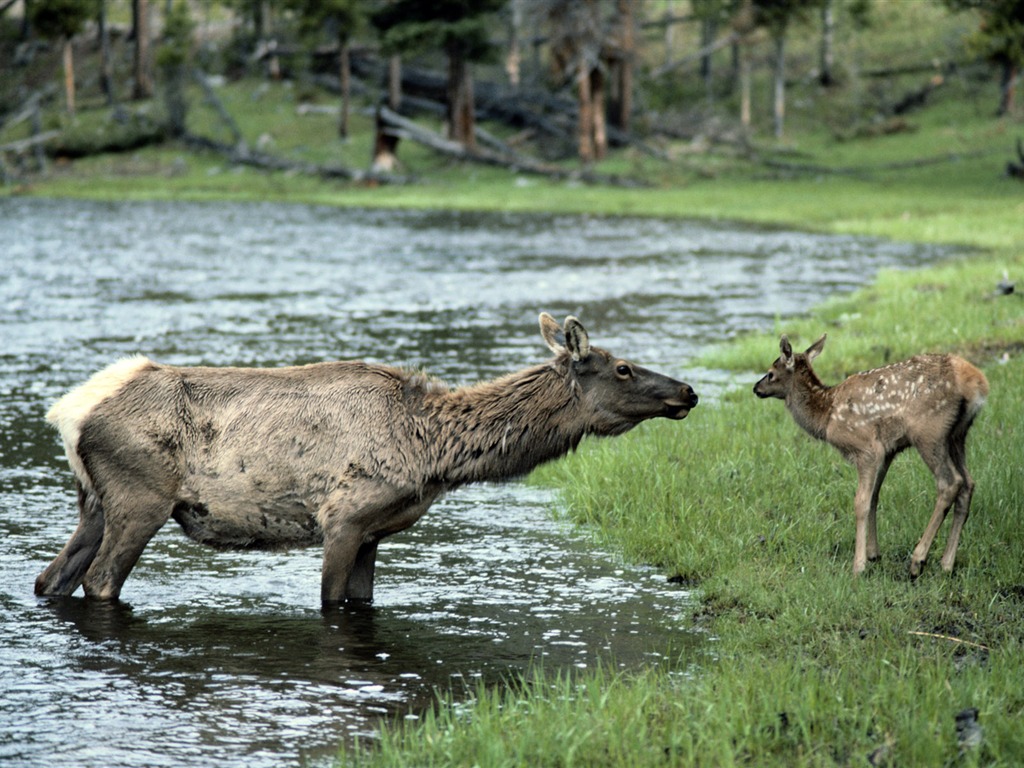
left=182, top=132, right=409, bottom=185
left=374, top=106, right=650, bottom=188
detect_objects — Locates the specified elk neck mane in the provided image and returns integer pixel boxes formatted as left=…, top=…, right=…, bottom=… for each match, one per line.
left=422, top=354, right=584, bottom=487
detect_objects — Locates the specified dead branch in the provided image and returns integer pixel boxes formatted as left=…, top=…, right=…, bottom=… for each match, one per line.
left=374, top=106, right=650, bottom=188
left=182, top=132, right=409, bottom=185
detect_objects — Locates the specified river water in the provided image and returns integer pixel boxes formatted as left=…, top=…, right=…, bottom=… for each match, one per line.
left=0, top=198, right=951, bottom=767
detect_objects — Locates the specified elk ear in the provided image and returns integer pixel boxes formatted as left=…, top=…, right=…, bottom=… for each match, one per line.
left=805, top=334, right=827, bottom=361
left=563, top=316, right=590, bottom=361
left=779, top=334, right=795, bottom=369
left=539, top=312, right=566, bottom=355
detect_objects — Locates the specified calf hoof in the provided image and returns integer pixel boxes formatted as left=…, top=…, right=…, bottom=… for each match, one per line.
left=909, top=559, right=925, bottom=579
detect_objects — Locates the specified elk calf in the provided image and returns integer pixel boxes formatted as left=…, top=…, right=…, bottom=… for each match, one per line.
left=37, top=313, right=698, bottom=607
left=754, top=334, right=988, bottom=577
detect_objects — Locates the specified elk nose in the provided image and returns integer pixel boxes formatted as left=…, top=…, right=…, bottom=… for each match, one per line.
left=683, top=385, right=698, bottom=408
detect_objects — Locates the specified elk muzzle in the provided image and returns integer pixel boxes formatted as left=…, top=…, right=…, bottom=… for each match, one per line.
left=664, top=384, right=699, bottom=419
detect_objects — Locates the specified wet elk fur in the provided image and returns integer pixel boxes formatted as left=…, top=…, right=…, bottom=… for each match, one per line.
left=754, top=334, right=988, bottom=577
left=37, top=313, right=698, bottom=606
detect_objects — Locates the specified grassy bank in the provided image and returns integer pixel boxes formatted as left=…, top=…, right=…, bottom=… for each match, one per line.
left=334, top=134, right=1020, bottom=765
left=353, top=246, right=1024, bottom=766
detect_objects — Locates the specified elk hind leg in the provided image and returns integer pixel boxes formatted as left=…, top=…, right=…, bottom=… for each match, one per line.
left=938, top=426, right=975, bottom=573
left=35, top=481, right=105, bottom=597
left=81, top=485, right=174, bottom=600
left=910, top=442, right=963, bottom=578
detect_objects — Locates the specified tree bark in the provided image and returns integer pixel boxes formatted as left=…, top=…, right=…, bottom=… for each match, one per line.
left=132, top=0, right=153, bottom=99
left=998, top=61, right=1019, bottom=117
left=577, top=57, right=594, bottom=164
left=388, top=55, right=402, bottom=111
left=338, top=37, right=350, bottom=138
left=591, top=67, right=607, bottom=160
left=98, top=0, right=114, bottom=105
left=773, top=31, right=786, bottom=139
left=819, top=0, right=835, bottom=87
left=62, top=38, right=75, bottom=116
left=447, top=51, right=475, bottom=151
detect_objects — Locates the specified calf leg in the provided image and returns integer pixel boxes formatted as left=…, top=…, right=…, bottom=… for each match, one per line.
left=853, top=452, right=886, bottom=575
left=865, top=453, right=894, bottom=563
left=939, top=432, right=975, bottom=573
left=81, top=484, right=174, bottom=600
left=910, top=445, right=962, bottom=578
left=35, top=481, right=105, bottom=597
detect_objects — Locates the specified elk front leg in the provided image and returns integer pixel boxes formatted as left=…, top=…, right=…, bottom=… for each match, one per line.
left=319, top=485, right=440, bottom=607
left=852, top=456, right=885, bottom=575
left=865, top=453, right=894, bottom=563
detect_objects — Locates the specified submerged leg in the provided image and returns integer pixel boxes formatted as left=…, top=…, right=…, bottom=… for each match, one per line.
left=35, top=481, right=105, bottom=597
left=81, top=484, right=174, bottom=600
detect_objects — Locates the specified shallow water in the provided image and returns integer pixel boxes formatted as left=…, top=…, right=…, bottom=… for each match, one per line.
left=0, top=198, right=952, bottom=767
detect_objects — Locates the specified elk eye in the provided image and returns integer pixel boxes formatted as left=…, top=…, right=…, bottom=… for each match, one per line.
left=767, top=371, right=775, bottom=381
left=615, top=363, right=632, bottom=378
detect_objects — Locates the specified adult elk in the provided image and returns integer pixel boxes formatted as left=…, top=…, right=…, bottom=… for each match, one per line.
left=754, top=334, right=987, bottom=577
left=37, top=313, right=698, bottom=606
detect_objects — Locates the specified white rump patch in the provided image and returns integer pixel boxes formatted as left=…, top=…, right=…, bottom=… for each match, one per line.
left=47, top=355, right=152, bottom=488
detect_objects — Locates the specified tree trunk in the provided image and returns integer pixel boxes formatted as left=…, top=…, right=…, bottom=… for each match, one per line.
left=701, top=16, right=716, bottom=104
left=591, top=67, right=607, bottom=160
left=98, top=0, right=114, bottom=105
left=132, top=0, right=153, bottom=99
left=62, top=38, right=75, bottom=116
left=338, top=37, right=350, bottom=138
left=740, top=41, right=751, bottom=129
left=506, top=0, right=522, bottom=88
left=819, top=0, right=835, bottom=87
left=615, top=0, right=634, bottom=131
left=663, top=0, right=674, bottom=68
left=773, top=31, right=786, bottom=139
left=447, top=51, right=476, bottom=151
left=577, top=58, right=594, bottom=164
left=388, top=55, right=402, bottom=111
left=998, top=61, right=1019, bottom=117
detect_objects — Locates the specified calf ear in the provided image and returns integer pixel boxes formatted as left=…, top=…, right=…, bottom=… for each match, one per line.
left=539, top=312, right=566, bottom=355
left=563, top=316, right=590, bottom=361
left=780, top=334, right=795, bottom=369
left=806, top=334, right=827, bottom=361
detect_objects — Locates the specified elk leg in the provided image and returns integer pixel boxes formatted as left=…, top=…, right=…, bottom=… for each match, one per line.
left=865, top=453, right=894, bottom=562
left=81, top=486, right=174, bottom=600
left=852, top=461, right=883, bottom=576
left=910, top=447, right=962, bottom=578
left=35, top=481, right=105, bottom=597
left=345, top=540, right=380, bottom=602
left=320, top=527, right=363, bottom=606
left=939, top=433, right=975, bottom=573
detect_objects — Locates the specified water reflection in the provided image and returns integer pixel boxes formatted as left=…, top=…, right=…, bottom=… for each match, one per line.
left=0, top=198, right=954, bottom=768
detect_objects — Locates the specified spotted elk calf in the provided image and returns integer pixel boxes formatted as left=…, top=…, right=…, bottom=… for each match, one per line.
left=754, top=334, right=988, bottom=577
